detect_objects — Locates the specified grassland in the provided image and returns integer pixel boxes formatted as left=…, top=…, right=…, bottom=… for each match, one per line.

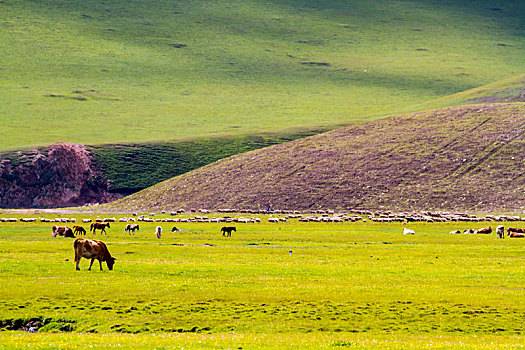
left=0, top=213, right=524, bottom=348
left=1, top=0, right=524, bottom=150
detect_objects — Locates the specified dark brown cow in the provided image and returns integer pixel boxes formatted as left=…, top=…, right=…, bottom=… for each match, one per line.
left=90, top=222, right=110, bottom=235
left=475, top=226, right=492, bottom=234
left=73, top=225, right=86, bottom=235
left=52, top=226, right=75, bottom=238
left=74, top=238, right=116, bottom=271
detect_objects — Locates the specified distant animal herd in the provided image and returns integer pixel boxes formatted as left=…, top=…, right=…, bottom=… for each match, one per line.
left=2, top=210, right=524, bottom=271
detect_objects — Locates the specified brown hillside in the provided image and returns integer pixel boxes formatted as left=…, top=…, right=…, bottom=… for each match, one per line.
left=108, top=104, right=525, bottom=213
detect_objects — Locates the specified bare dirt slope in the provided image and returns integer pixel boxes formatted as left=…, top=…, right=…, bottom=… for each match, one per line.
left=108, top=103, right=524, bottom=213
left=0, top=143, right=119, bottom=208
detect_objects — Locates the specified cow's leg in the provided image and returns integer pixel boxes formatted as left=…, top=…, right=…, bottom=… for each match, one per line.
left=88, top=258, right=95, bottom=271
left=99, top=259, right=103, bottom=271
left=75, top=257, right=81, bottom=271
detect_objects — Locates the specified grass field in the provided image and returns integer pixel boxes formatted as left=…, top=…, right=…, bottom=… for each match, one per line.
left=1, top=0, right=524, bottom=150
left=0, top=213, right=524, bottom=348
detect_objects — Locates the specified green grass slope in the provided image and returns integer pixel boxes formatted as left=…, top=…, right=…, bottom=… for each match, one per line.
left=107, top=103, right=525, bottom=213
left=1, top=0, right=524, bottom=150
left=414, top=73, right=525, bottom=110
left=88, top=129, right=323, bottom=194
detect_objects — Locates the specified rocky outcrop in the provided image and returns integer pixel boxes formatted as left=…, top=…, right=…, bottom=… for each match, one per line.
left=0, top=143, right=120, bottom=208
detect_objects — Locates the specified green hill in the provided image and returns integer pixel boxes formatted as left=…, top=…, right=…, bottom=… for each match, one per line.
left=1, top=0, right=523, bottom=151
left=106, top=103, right=525, bottom=213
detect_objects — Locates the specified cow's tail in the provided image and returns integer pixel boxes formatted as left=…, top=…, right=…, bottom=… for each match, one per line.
left=74, top=238, right=82, bottom=250
left=90, top=223, right=94, bottom=232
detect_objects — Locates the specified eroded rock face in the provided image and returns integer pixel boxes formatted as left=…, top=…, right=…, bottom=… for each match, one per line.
left=0, top=143, right=120, bottom=208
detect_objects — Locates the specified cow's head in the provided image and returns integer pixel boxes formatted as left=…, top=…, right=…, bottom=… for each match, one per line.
left=106, top=257, right=116, bottom=271
left=106, top=222, right=111, bottom=228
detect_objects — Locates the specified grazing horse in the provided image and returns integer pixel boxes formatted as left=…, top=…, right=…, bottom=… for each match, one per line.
left=73, top=225, right=86, bottom=236
left=221, top=226, right=236, bottom=237
left=74, top=238, right=116, bottom=271
left=125, top=224, right=139, bottom=235
left=155, top=226, right=162, bottom=239
left=90, top=222, right=110, bottom=235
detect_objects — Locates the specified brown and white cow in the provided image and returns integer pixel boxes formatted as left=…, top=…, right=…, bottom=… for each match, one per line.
left=73, top=238, right=116, bottom=271
left=52, top=226, right=75, bottom=238
left=475, top=226, right=492, bottom=234
left=507, top=228, right=525, bottom=238
left=507, top=227, right=525, bottom=235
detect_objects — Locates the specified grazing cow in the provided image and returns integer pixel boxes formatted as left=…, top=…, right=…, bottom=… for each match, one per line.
left=125, top=224, right=139, bottom=235
left=507, top=228, right=525, bottom=235
left=403, top=227, right=415, bottom=235
left=171, top=227, right=181, bottom=232
left=221, top=226, right=236, bottom=237
left=155, top=226, right=162, bottom=239
left=475, top=226, right=492, bottom=234
left=73, top=225, right=86, bottom=236
left=52, top=226, right=75, bottom=238
left=496, top=225, right=505, bottom=239
left=73, top=238, right=116, bottom=271
left=90, top=222, right=110, bottom=235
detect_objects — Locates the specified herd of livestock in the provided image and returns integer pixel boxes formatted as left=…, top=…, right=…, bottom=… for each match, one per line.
left=2, top=210, right=524, bottom=272
left=1, top=210, right=524, bottom=240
